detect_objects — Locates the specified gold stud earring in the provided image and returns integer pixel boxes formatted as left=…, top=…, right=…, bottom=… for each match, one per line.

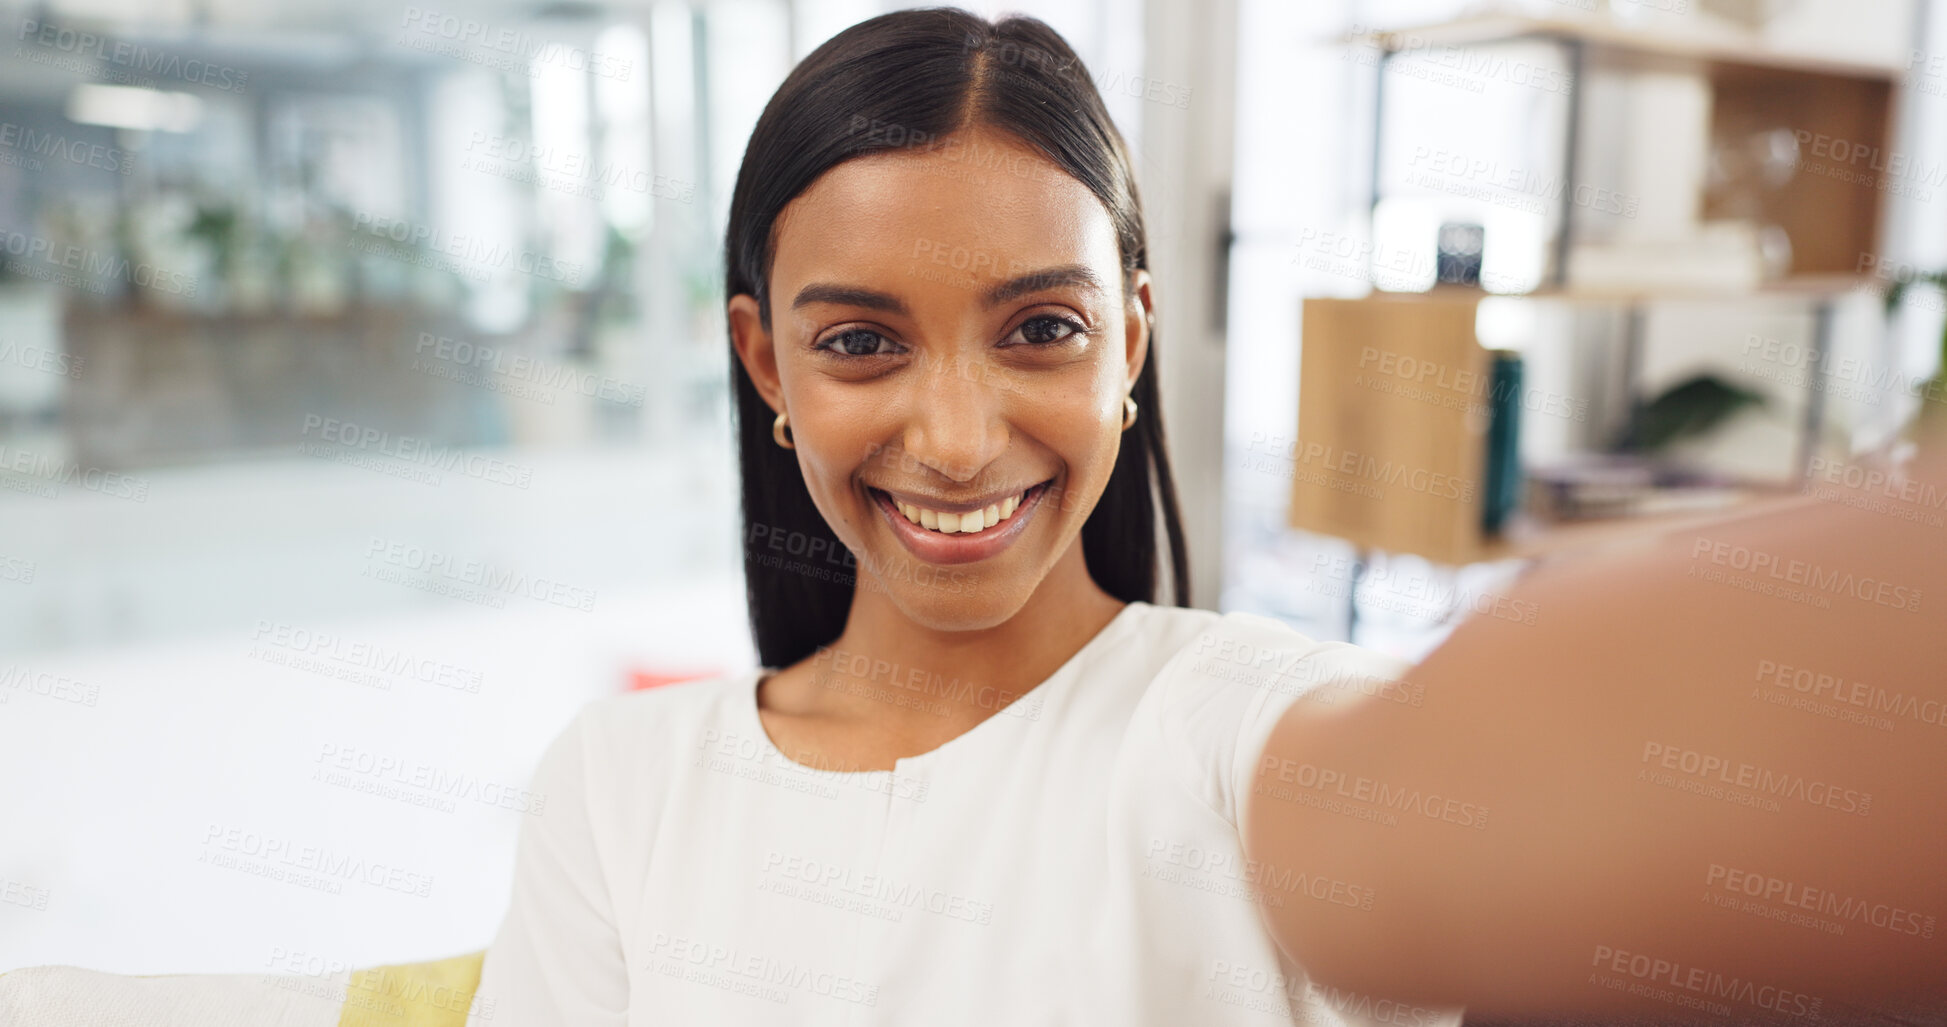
left=1121, top=395, right=1139, bottom=431
left=772, top=410, right=795, bottom=449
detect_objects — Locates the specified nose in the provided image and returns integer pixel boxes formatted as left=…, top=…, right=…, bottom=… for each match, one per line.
left=895, top=353, right=1010, bottom=484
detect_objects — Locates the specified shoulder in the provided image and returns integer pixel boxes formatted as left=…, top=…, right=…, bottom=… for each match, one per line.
left=574, top=673, right=747, bottom=741
left=1168, top=610, right=1417, bottom=697
left=529, top=673, right=751, bottom=796
left=1124, top=602, right=1227, bottom=661
left=1126, top=603, right=1415, bottom=691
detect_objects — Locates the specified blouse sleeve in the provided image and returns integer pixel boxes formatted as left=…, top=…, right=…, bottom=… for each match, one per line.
left=1224, top=618, right=1421, bottom=833
left=474, top=708, right=631, bottom=1026
left=1094, top=610, right=1460, bottom=1027
left=1145, top=610, right=1419, bottom=830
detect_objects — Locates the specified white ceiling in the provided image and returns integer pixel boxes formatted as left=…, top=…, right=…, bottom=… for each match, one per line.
left=12, top=0, right=644, bottom=32
left=0, top=0, right=671, bottom=104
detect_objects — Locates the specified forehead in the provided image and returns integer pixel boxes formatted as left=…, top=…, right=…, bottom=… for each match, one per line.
left=769, top=128, right=1121, bottom=308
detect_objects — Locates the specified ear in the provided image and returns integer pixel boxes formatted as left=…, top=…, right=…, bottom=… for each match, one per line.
left=1122, top=268, right=1154, bottom=392
left=728, top=292, right=784, bottom=413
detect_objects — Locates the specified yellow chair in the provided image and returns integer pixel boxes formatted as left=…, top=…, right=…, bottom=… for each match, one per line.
left=0, top=951, right=485, bottom=1027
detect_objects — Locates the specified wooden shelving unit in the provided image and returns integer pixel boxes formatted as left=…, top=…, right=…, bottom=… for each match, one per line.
left=1291, top=15, right=1902, bottom=568
left=1351, top=15, right=1903, bottom=82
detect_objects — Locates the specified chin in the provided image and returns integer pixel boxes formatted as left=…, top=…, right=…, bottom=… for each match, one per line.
left=856, top=551, right=1039, bottom=633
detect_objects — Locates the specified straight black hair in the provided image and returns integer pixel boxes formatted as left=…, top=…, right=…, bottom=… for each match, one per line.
left=725, top=6, right=1190, bottom=670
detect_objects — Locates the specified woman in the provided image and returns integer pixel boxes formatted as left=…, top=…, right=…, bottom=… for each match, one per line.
left=475, top=8, right=1447, bottom=1025
left=478, top=8, right=1947, bottom=1025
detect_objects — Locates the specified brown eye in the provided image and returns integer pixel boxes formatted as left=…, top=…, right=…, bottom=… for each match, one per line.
left=1010, top=315, right=1083, bottom=347
left=818, top=328, right=899, bottom=357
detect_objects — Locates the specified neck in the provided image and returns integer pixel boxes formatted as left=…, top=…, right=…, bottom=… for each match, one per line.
left=818, top=541, right=1128, bottom=732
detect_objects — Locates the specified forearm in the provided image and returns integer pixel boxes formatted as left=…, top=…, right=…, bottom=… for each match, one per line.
left=1244, top=428, right=1947, bottom=1018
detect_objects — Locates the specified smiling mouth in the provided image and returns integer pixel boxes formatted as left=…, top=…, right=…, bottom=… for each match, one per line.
left=870, top=481, right=1053, bottom=536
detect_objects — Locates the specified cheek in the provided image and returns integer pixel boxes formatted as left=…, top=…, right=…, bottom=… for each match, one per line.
left=1015, top=381, right=1120, bottom=472
left=790, top=393, right=890, bottom=519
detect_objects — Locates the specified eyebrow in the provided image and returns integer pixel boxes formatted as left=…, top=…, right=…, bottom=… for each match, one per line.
left=789, top=264, right=1105, bottom=316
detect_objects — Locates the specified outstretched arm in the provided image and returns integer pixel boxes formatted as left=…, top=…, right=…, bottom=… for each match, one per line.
left=1244, top=421, right=1947, bottom=1020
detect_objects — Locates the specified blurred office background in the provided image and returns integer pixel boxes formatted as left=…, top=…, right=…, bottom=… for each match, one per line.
left=1, top=0, right=1941, bottom=976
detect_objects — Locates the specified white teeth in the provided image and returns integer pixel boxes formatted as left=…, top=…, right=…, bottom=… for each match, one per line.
left=890, top=489, right=1030, bottom=536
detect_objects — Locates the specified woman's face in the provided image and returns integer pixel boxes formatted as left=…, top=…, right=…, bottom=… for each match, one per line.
left=729, top=125, right=1152, bottom=631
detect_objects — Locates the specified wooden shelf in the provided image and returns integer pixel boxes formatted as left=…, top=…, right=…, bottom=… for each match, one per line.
left=1368, top=274, right=1889, bottom=304
left=1476, top=489, right=1812, bottom=563
left=1347, top=14, right=1903, bottom=82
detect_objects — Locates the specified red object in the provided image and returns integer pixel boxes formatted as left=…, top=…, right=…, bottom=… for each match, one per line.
left=627, top=668, right=723, bottom=692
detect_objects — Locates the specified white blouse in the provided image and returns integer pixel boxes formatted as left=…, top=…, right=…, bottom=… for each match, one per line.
left=473, top=601, right=1467, bottom=1027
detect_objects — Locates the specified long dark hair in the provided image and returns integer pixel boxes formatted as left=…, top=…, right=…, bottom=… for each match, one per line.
left=725, top=6, right=1190, bottom=669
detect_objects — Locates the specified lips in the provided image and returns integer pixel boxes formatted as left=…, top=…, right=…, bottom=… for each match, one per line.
left=868, top=480, right=1052, bottom=566
left=888, top=488, right=1028, bottom=535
